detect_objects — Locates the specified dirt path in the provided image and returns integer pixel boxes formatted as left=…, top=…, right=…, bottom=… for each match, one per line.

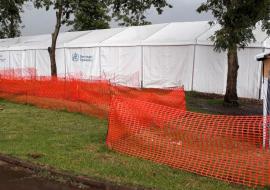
left=0, top=161, right=86, bottom=190
left=186, top=92, right=262, bottom=115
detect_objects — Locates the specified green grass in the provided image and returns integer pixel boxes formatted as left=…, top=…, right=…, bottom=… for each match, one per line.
left=206, top=98, right=224, bottom=105
left=0, top=99, right=255, bottom=190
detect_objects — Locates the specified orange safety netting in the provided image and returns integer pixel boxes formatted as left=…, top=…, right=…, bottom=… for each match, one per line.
left=106, top=96, right=270, bottom=187
left=0, top=71, right=186, bottom=118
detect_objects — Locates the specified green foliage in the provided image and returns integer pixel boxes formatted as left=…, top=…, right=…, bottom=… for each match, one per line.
left=32, top=0, right=172, bottom=31
left=197, top=0, right=270, bottom=52
left=70, top=0, right=172, bottom=30
left=110, top=0, right=172, bottom=26
left=68, top=0, right=111, bottom=31
left=32, top=0, right=75, bottom=26
left=0, top=0, right=25, bottom=38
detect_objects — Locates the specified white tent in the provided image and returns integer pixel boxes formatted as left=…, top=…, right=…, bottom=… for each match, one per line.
left=1, top=31, right=88, bottom=77
left=0, top=21, right=269, bottom=99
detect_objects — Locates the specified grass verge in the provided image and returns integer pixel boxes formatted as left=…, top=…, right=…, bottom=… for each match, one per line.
left=0, top=98, right=255, bottom=190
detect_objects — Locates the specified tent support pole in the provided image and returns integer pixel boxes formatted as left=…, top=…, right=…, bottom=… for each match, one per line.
left=64, top=48, right=67, bottom=79
left=259, top=46, right=266, bottom=100
left=8, top=51, right=10, bottom=71
left=34, top=50, right=37, bottom=78
left=191, top=41, right=197, bottom=91
left=190, top=24, right=216, bottom=92
left=99, top=47, right=102, bottom=80
left=141, top=46, right=144, bottom=88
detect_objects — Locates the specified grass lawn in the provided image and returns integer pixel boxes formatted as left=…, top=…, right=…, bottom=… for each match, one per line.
left=0, top=98, right=258, bottom=190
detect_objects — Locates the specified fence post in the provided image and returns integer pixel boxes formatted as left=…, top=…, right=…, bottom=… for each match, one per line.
left=141, top=46, right=144, bottom=88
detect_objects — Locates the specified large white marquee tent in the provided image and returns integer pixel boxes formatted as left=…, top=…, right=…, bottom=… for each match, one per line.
left=0, top=21, right=269, bottom=99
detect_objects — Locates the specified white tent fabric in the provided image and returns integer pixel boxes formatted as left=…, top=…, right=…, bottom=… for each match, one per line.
left=36, top=50, right=51, bottom=76
left=64, top=28, right=124, bottom=80
left=193, top=46, right=227, bottom=94
left=9, top=51, right=24, bottom=71
left=2, top=31, right=89, bottom=76
left=0, top=51, right=9, bottom=72
left=102, top=24, right=168, bottom=46
left=143, top=46, right=194, bottom=89
left=65, top=48, right=100, bottom=79
left=1, top=21, right=269, bottom=99
left=100, top=46, right=141, bottom=87
left=0, top=38, right=20, bottom=74
left=65, top=28, right=125, bottom=47
left=23, top=50, right=36, bottom=76
left=143, top=21, right=211, bottom=45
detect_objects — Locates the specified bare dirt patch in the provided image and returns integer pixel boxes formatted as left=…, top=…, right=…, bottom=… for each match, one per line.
left=186, top=92, right=262, bottom=115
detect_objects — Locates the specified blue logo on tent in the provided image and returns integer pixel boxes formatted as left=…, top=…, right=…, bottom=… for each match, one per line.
left=72, top=53, right=93, bottom=62
left=72, top=53, right=80, bottom=62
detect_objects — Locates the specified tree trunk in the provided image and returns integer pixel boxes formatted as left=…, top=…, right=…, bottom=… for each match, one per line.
left=49, top=0, right=63, bottom=77
left=224, top=46, right=239, bottom=106
left=9, top=15, right=16, bottom=38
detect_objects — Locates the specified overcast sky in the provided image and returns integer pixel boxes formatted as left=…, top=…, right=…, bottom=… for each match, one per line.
left=21, top=0, right=212, bottom=36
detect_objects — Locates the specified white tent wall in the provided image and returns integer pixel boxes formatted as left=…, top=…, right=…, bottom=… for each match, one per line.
left=56, top=49, right=66, bottom=77
left=9, top=50, right=25, bottom=76
left=193, top=46, right=263, bottom=99
left=100, top=46, right=141, bottom=87
left=35, top=50, right=51, bottom=76
left=237, top=48, right=263, bottom=99
left=65, top=47, right=100, bottom=79
left=193, top=45, right=227, bottom=95
left=143, top=45, right=194, bottom=89
left=0, top=51, right=10, bottom=73
left=23, top=50, right=36, bottom=76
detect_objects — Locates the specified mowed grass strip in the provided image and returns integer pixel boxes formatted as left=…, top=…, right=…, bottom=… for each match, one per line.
left=0, top=99, right=254, bottom=190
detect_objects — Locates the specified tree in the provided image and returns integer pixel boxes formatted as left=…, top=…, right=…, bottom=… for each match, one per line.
left=68, top=0, right=111, bottom=31
left=32, top=0, right=172, bottom=76
left=110, top=0, right=173, bottom=26
left=33, top=0, right=73, bottom=77
left=197, top=0, right=270, bottom=106
left=0, top=0, right=25, bottom=38
left=71, top=0, right=173, bottom=29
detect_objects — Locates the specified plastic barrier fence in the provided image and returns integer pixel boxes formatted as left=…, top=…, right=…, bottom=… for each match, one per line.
left=107, top=96, right=270, bottom=187
left=0, top=75, right=185, bottom=118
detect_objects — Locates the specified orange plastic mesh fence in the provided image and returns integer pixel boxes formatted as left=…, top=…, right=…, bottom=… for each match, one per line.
left=0, top=68, right=37, bottom=78
left=107, top=96, right=270, bottom=187
left=0, top=73, right=185, bottom=118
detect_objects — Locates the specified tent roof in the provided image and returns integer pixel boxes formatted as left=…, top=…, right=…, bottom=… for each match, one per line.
left=1, top=21, right=270, bottom=50
left=197, top=23, right=269, bottom=48
left=142, top=21, right=211, bottom=46
left=65, top=21, right=214, bottom=47
left=101, top=23, right=168, bottom=46
left=65, top=28, right=125, bottom=47
left=8, top=31, right=89, bottom=50
left=8, top=34, right=51, bottom=50
left=0, top=38, right=20, bottom=51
